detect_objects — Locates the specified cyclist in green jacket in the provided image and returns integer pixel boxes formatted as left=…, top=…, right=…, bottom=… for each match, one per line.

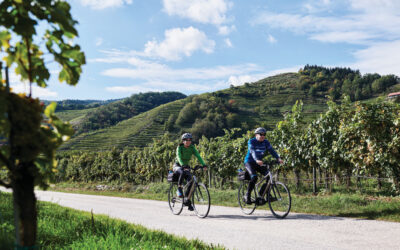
left=173, top=133, right=207, bottom=211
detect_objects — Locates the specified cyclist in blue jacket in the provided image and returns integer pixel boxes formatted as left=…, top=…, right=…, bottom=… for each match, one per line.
left=244, top=127, right=283, bottom=204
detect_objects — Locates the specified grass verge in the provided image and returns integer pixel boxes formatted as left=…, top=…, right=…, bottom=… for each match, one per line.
left=0, top=192, right=222, bottom=249
left=49, top=182, right=400, bottom=222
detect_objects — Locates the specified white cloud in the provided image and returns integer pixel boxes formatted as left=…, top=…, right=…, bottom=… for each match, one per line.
left=106, top=80, right=213, bottom=94
left=163, top=0, right=233, bottom=26
left=102, top=63, right=260, bottom=81
left=95, top=50, right=300, bottom=95
left=92, top=27, right=215, bottom=63
left=264, top=66, right=301, bottom=76
left=78, top=0, right=133, bottom=10
left=144, top=27, right=215, bottom=61
left=106, top=85, right=162, bottom=93
left=10, top=83, right=58, bottom=98
left=218, top=25, right=236, bottom=35
left=351, top=40, right=400, bottom=76
left=253, top=0, right=400, bottom=45
left=303, top=0, right=333, bottom=13
left=224, top=38, right=233, bottom=48
left=226, top=66, right=300, bottom=87
left=95, top=37, right=103, bottom=46
left=267, top=34, right=277, bottom=44
left=310, top=31, right=375, bottom=44
left=227, top=75, right=258, bottom=86
left=252, top=0, right=400, bottom=76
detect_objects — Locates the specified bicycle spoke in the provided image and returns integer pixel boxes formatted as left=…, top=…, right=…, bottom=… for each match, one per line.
left=268, top=182, right=291, bottom=219
left=168, top=183, right=183, bottom=215
left=238, top=181, right=256, bottom=215
left=192, top=183, right=210, bottom=218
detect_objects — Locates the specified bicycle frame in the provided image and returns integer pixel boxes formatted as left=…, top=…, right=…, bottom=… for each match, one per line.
left=180, top=165, right=203, bottom=202
left=183, top=175, right=197, bottom=201
left=254, top=165, right=277, bottom=201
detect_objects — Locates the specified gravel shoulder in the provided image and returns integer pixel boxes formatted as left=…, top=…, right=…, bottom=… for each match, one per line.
left=2, top=188, right=400, bottom=250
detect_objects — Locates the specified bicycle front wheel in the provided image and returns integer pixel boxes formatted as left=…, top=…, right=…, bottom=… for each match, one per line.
left=192, top=183, right=210, bottom=218
left=168, top=183, right=183, bottom=215
left=238, top=180, right=256, bottom=215
left=268, top=181, right=291, bottom=219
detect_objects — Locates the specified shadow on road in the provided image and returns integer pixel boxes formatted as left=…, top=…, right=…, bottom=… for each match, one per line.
left=208, top=213, right=347, bottom=221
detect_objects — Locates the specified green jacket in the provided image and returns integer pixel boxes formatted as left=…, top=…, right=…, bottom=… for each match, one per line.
left=176, top=144, right=206, bottom=166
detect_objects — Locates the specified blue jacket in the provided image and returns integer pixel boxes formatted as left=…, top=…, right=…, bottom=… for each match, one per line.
left=244, top=137, right=280, bottom=163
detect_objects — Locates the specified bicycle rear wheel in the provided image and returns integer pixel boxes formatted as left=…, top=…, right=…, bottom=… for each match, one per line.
left=192, top=183, right=210, bottom=218
left=268, top=181, right=291, bottom=219
left=238, top=180, right=256, bottom=215
left=168, top=183, right=183, bottom=215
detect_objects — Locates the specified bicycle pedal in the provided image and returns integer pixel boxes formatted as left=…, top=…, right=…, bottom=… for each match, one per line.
left=269, top=197, right=278, bottom=202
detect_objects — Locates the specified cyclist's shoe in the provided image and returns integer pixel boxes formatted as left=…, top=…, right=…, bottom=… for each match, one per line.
left=188, top=204, right=194, bottom=211
left=176, top=187, right=183, bottom=198
left=244, top=194, right=252, bottom=204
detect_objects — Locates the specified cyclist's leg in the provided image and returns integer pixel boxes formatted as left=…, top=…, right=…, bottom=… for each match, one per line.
left=183, top=170, right=193, bottom=197
left=181, top=170, right=194, bottom=210
left=174, top=163, right=184, bottom=197
left=257, top=164, right=269, bottom=195
left=245, top=162, right=258, bottom=203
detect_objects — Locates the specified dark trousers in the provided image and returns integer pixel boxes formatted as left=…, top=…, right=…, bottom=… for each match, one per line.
left=244, top=162, right=269, bottom=196
left=173, top=163, right=193, bottom=196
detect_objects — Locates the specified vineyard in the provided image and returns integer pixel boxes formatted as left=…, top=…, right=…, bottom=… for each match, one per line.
left=55, top=97, right=400, bottom=195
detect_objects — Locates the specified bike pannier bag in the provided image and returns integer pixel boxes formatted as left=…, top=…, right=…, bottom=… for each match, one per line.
left=167, top=171, right=179, bottom=182
left=237, top=170, right=250, bottom=181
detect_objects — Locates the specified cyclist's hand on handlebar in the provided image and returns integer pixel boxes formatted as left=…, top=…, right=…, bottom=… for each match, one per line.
left=277, top=158, right=284, bottom=164
left=203, top=165, right=208, bottom=171
left=256, top=160, right=263, bottom=166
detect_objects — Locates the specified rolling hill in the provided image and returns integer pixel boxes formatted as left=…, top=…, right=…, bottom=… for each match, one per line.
left=58, top=67, right=400, bottom=151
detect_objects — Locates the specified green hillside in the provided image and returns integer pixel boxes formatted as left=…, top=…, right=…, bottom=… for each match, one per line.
left=59, top=98, right=191, bottom=150
left=59, top=67, right=400, bottom=151
left=56, top=108, right=97, bottom=124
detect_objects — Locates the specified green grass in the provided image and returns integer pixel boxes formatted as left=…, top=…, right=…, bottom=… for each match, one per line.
left=0, top=192, right=223, bottom=249
left=49, top=181, right=400, bottom=222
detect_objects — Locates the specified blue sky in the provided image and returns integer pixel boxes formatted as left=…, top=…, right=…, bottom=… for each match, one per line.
left=10, top=0, right=400, bottom=100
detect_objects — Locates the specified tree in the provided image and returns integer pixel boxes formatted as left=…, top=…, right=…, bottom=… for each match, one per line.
left=0, top=1, right=85, bottom=247
left=269, top=101, right=308, bottom=189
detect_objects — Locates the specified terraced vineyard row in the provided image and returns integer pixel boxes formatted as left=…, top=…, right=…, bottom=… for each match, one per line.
left=59, top=99, right=190, bottom=150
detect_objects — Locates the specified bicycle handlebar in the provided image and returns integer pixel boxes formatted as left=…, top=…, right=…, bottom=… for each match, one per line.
left=182, top=165, right=205, bottom=171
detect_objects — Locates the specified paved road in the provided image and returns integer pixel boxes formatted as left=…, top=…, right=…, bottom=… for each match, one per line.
left=2, top=188, right=400, bottom=249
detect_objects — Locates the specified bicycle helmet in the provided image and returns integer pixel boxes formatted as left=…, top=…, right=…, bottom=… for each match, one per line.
left=254, top=127, right=266, bottom=134
left=181, top=133, right=193, bottom=140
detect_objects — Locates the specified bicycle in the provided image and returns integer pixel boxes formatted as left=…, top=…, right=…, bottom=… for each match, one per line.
left=168, top=165, right=211, bottom=218
left=238, top=161, right=291, bottom=219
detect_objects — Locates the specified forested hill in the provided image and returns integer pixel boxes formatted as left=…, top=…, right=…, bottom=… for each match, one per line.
left=44, top=99, right=119, bottom=111
left=58, top=66, right=400, bottom=151
left=58, top=92, right=186, bottom=134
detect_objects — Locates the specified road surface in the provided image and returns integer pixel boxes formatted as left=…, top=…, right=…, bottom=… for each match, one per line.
left=2, top=188, right=400, bottom=249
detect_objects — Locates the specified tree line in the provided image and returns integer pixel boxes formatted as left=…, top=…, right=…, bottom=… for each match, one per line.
left=299, top=65, right=399, bottom=100
left=55, top=97, right=400, bottom=194
left=167, top=94, right=241, bottom=140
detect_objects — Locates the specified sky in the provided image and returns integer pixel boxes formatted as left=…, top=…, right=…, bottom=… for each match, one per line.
left=9, top=0, right=400, bottom=100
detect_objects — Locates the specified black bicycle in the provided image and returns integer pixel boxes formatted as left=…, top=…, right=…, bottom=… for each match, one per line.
left=238, top=162, right=291, bottom=219
left=168, top=165, right=210, bottom=218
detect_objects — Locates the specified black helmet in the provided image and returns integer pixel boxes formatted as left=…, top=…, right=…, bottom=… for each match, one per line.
left=181, top=133, right=193, bottom=140
left=254, top=127, right=266, bottom=134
